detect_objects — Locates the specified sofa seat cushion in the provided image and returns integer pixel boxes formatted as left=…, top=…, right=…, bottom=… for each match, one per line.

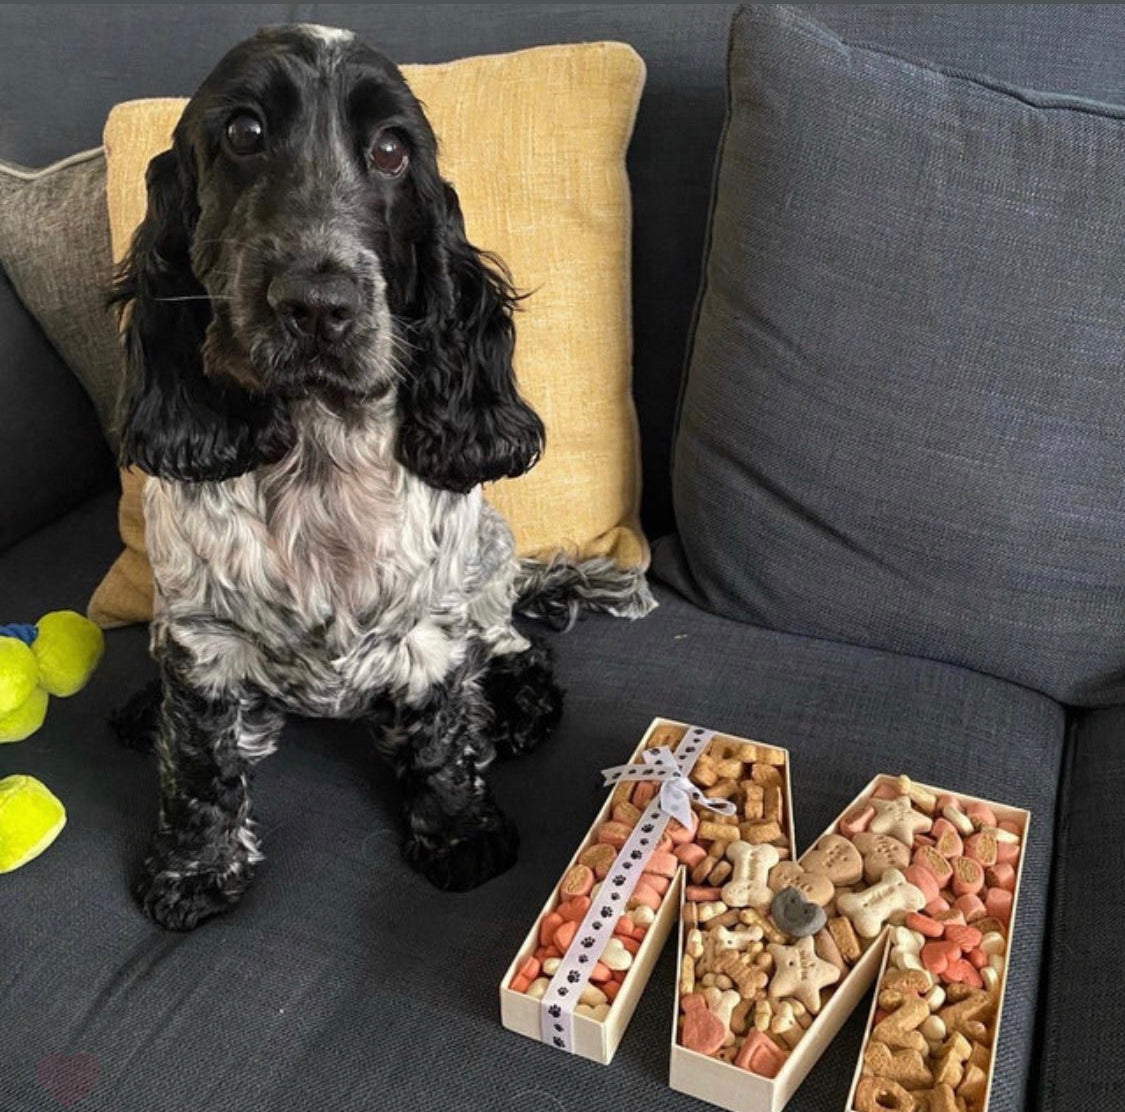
left=0, top=495, right=1063, bottom=1111
left=1036, top=704, right=1125, bottom=1110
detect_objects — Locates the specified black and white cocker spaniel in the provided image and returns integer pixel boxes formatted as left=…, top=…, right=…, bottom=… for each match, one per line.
left=111, top=24, right=651, bottom=930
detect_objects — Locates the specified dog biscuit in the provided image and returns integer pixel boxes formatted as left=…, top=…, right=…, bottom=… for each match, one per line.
left=855, top=1077, right=916, bottom=1112
left=837, top=869, right=927, bottom=938
left=721, top=841, right=780, bottom=910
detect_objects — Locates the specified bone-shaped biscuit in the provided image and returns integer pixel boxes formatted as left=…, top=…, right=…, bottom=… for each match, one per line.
left=721, top=840, right=780, bottom=910
left=835, top=868, right=926, bottom=938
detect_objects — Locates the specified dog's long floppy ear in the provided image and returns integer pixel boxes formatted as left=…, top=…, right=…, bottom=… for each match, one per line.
left=395, top=183, right=544, bottom=494
left=113, top=140, right=292, bottom=482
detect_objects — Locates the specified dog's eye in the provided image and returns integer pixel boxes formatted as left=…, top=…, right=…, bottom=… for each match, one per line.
left=370, top=130, right=408, bottom=177
left=225, top=113, right=265, bottom=156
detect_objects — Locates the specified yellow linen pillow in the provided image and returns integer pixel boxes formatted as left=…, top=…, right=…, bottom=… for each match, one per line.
left=89, top=43, right=647, bottom=626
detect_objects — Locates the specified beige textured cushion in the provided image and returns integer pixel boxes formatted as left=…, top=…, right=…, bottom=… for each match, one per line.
left=89, top=43, right=648, bottom=626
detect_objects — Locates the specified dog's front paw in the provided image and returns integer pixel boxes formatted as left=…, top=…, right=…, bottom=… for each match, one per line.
left=136, top=860, right=251, bottom=931
left=403, top=811, right=519, bottom=892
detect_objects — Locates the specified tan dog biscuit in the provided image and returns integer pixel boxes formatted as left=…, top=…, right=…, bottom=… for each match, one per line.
left=708, top=860, right=733, bottom=886
left=933, top=1032, right=972, bottom=1088
left=870, top=795, right=934, bottom=844
left=828, top=915, right=863, bottom=963
left=814, top=926, right=846, bottom=973
left=740, top=907, right=790, bottom=944
left=714, top=949, right=768, bottom=999
left=766, top=935, right=840, bottom=1014
left=768, top=860, right=835, bottom=906
left=864, top=1040, right=934, bottom=1089
left=751, top=763, right=783, bottom=785
left=691, top=756, right=718, bottom=789
left=763, top=785, right=784, bottom=823
left=722, top=841, right=781, bottom=909
left=741, top=820, right=783, bottom=844
left=853, top=832, right=913, bottom=885
left=873, top=998, right=930, bottom=1052
left=836, top=869, right=927, bottom=938
left=802, top=832, right=865, bottom=886
left=699, top=821, right=741, bottom=843
left=742, top=783, right=765, bottom=820
left=692, top=854, right=721, bottom=886
left=855, top=1077, right=916, bottom=1112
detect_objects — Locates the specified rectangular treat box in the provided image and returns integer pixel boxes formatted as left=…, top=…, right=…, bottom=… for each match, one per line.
left=843, top=776, right=1030, bottom=1112
left=499, top=718, right=795, bottom=1065
left=668, top=773, right=1030, bottom=1112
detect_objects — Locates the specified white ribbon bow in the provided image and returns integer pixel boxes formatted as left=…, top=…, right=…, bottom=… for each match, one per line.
left=600, top=745, right=738, bottom=830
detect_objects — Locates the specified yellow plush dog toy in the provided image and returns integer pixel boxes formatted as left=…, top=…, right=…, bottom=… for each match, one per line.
left=0, top=611, right=103, bottom=872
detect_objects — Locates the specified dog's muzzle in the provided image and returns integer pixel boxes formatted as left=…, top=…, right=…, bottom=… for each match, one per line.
left=267, top=270, right=361, bottom=348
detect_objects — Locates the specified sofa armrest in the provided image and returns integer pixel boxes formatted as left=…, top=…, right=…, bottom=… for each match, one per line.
left=0, top=269, right=115, bottom=552
left=1035, top=705, right=1125, bottom=1108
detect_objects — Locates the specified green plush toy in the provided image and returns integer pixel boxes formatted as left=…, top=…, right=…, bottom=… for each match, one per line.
left=0, top=611, right=104, bottom=742
left=0, top=611, right=103, bottom=872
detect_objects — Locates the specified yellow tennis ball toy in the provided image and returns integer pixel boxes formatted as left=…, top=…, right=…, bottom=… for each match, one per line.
left=0, top=774, right=67, bottom=872
left=0, top=612, right=104, bottom=743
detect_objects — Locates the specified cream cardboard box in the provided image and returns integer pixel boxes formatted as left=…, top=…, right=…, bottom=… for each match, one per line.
left=499, top=718, right=795, bottom=1065
left=499, top=720, right=1029, bottom=1112
left=669, top=773, right=1029, bottom=1112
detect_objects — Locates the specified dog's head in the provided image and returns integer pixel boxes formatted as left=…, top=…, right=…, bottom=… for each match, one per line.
left=116, top=24, right=543, bottom=491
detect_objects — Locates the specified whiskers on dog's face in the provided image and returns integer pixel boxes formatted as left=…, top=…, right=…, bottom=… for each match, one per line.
left=182, top=26, right=430, bottom=401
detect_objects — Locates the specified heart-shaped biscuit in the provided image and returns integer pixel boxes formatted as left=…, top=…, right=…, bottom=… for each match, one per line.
left=768, top=860, right=835, bottom=906
left=802, top=833, right=864, bottom=886
left=852, top=831, right=912, bottom=884
left=771, top=886, right=827, bottom=938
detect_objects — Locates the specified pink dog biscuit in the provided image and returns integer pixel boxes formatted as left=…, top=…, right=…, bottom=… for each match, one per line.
left=965, top=830, right=998, bottom=866
left=645, top=850, right=680, bottom=878
left=985, top=886, right=1013, bottom=925
left=913, top=845, right=954, bottom=886
left=904, top=864, right=941, bottom=903
left=735, top=1030, right=788, bottom=1078
left=839, top=803, right=875, bottom=838
left=668, top=812, right=700, bottom=845
left=951, top=856, right=985, bottom=897
left=597, top=821, right=634, bottom=849
left=965, top=801, right=998, bottom=830
left=955, top=894, right=987, bottom=921
left=560, top=864, right=594, bottom=899
left=675, top=843, right=709, bottom=868
left=986, top=863, right=1016, bottom=891
left=632, top=780, right=658, bottom=809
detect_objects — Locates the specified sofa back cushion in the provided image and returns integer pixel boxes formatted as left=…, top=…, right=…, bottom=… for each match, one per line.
left=655, top=6, right=1125, bottom=705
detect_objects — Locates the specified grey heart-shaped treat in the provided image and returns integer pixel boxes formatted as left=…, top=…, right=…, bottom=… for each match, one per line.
left=771, top=886, right=827, bottom=938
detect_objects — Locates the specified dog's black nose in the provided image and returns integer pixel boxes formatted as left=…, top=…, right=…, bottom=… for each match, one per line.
left=268, top=272, right=360, bottom=345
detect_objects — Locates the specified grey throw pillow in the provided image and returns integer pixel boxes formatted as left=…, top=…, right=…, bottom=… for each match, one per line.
left=0, top=148, right=121, bottom=449
left=655, top=6, right=1125, bottom=705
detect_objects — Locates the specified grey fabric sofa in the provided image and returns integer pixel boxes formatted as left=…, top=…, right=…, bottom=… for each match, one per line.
left=1, top=6, right=1120, bottom=1111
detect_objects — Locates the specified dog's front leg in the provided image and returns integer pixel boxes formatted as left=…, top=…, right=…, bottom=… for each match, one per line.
left=137, top=661, right=282, bottom=930
left=390, top=667, right=519, bottom=892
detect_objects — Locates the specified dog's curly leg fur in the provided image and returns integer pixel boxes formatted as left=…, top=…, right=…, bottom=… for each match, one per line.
left=481, top=640, right=564, bottom=759
left=137, top=656, right=283, bottom=931
left=386, top=652, right=516, bottom=892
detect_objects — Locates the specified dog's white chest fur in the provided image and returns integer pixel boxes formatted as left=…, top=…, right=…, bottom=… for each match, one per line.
left=144, top=401, right=524, bottom=714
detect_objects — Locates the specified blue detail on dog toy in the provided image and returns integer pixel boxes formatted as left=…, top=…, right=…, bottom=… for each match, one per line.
left=0, top=623, right=38, bottom=645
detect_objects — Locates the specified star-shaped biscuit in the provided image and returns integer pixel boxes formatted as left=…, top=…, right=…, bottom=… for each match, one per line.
left=869, top=795, right=933, bottom=845
left=767, top=935, right=840, bottom=1014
